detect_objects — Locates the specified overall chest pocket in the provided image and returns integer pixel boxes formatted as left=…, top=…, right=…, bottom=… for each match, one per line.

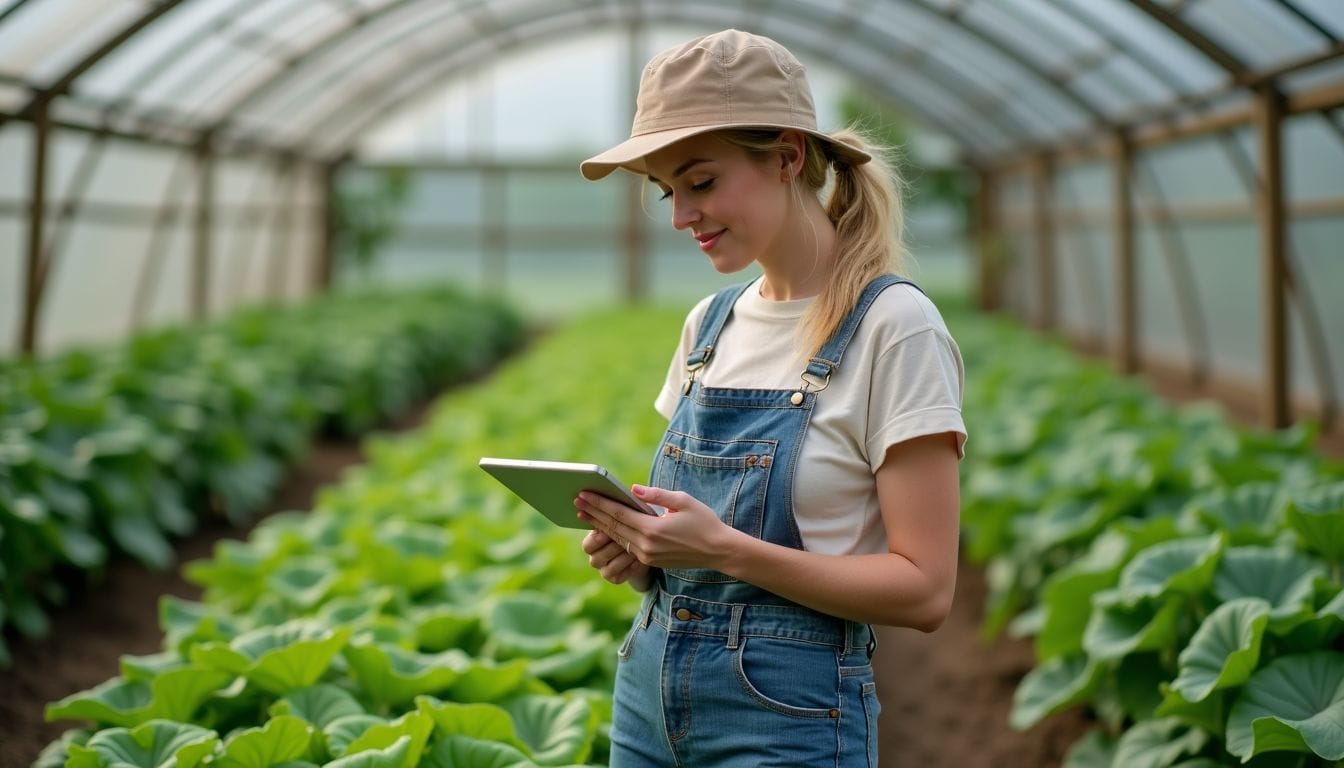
left=653, top=431, right=777, bottom=544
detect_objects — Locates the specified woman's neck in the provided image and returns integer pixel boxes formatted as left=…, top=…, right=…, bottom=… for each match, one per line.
left=757, top=197, right=836, bottom=301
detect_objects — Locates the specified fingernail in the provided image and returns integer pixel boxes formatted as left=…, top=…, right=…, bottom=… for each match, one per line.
left=632, top=484, right=648, bottom=496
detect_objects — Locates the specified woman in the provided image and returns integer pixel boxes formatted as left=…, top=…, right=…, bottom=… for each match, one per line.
left=574, top=29, right=967, bottom=767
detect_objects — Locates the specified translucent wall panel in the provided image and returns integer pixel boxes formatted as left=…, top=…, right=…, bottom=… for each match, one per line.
left=1283, top=113, right=1344, bottom=414
left=36, top=220, right=152, bottom=351
left=0, top=217, right=22, bottom=358
left=1289, top=218, right=1344, bottom=408
left=0, top=124, right=30, bottom=199
left=1054, top=162, right=1113, bottom=344
left=996, top=173, right=1036, bottom=319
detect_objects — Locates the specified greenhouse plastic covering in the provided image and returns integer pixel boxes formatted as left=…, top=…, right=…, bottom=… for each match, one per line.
left=1, top=0, right=1340, bottom=161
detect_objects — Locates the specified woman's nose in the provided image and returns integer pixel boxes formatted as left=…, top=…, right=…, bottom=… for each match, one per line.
left=671, top=196, right=699, bottom=230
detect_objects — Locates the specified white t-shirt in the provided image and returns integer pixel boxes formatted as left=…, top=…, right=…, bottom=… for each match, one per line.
left=653, top=277, right=967, bottom=556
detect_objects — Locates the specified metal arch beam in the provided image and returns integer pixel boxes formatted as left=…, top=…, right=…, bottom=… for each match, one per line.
left=297, top=7, right=1011, bottom=161
left=1128, top=0, right=1254, bottom=83
left=250, top=0, right=1040, bottom=156
left=207, top=0, right=1074, bottom=149
left=2, top=0, right=186, bottom=125
left=899, top=0, right=1109, bottom=123
left=308, top=12, right=1001, bottom=161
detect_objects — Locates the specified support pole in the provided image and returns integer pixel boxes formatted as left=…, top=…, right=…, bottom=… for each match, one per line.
left=1255, top=86, right=1290, bottom=428
left=317, top=159, right=341, bottom=292
left=192, top=134, right=214, bottom=322
left=622, top=21, right=648, bottom=302
left=974, top=168, right=999, bottom=312
left=1033, top=154, right=1057, bottom=329
left=482, top=167, right=507, bottom=293
left=1113, top=131, right=1138, bottom=374
left=19, top=99, right=49, bottom=357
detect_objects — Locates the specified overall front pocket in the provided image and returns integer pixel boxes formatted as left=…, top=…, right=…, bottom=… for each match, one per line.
left=653, top=432, right=776, bottom=584
left=733, top=636, right=841, bottom=718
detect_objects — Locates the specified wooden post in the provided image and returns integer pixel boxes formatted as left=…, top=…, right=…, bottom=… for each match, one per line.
left=316, top=159, right=340, bottom=292
left=1033, top=154, right=1057, bottom=329
left=974, top=168, right=999, bottom=312
left=481, top=167, right=507, bottom=293
left=622, top=21, right=648, bottom=303
left=1113, top=131, right=1138, bottom=374
left=269, top=159, right=296, bottom=302
left=19, top=99, right=49, bottom=357
left=1255, top=86, right=1289, bottom=428
left=192, top=134, right=214, bottom=322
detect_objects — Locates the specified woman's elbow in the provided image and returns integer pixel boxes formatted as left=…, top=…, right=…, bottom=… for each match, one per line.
left=906, top=574, right=957, bottom=633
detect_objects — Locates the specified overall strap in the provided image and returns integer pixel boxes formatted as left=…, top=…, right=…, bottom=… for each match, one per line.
left=802, top=274, right=922, bottom=383
left=686, top=282, right=753, bottom=371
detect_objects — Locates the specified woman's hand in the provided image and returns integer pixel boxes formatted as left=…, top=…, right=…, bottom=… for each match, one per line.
left=575, top=485, right=738, bottom=571
left=580, top=527, right=650, bottom=590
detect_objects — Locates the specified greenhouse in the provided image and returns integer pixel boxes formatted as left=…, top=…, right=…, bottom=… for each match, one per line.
left=1, top=1, right=1342, bottom=766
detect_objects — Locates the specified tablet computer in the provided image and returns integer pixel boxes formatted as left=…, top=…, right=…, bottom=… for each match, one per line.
left=478, top=457, right=662, bottom=529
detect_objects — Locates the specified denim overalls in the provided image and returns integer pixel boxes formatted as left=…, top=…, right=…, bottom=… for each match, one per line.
left=610, top=275, right=918, bottom=768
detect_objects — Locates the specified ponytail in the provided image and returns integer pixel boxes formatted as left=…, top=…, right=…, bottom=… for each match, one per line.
left=721, top=127, right=909, bottom=359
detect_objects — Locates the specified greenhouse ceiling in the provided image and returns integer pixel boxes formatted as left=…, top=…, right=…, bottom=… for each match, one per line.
left=1, top=0, right=1342, bottom=164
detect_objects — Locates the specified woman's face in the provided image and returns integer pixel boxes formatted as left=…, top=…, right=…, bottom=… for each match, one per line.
left=643, top=133, right=791, bottom=274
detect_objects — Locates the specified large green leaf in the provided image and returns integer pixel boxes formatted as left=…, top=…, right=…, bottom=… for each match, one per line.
left=341, top=710, right=433, bottom=764
left=64, top=720, right=218, bottom=768
left=1180, top=484, right=1286, bottom=545
left=213, top=715, right=317, bottom=768
left=1212, top=548, right=1325, bottom=623
left=325, top=735, right=414, bottom=768
left=421, top=735, right=533, bottom=768
left=1168, top=598, right=1271, bottom=704
left=45, top=667, right=234, bottom=728
left=1035, top=534, right=1128, bottom=661
left=415, top=697, right=530, bottom=752
left=1117, top=534, right=1224, bottom=602
left=190, top=621, right=350, bottom=695
left=503, top=694, right=597, bottom=766
left=484, top=593, right=589, bottom=659
left=1284, top=482, right=1344, bottom=564
left=1225, top=651, right=1344, bottom=761
left=1062, top=729, right=1116, bottom=768
left=342, top=641, right=468, bottom=707
left=269, top=683, right=367, bottom=728
left=1082, top=592, right=1183, bottom=662
left=1011, top=655, right=1103, bottom=730
left=1111, top=718, right=1209, bottom=768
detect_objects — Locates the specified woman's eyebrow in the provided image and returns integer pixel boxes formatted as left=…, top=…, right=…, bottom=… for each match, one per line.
left=647, top=158, right=712, bottom=185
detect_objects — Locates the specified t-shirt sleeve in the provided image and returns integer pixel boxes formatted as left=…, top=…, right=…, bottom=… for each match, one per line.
left=865, top=326, right=968, bottom=471
left=653, top=298, right=711, bottom=421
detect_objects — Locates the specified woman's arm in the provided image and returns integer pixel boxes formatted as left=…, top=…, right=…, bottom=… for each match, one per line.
left=576, top=431, right=961, bottom=630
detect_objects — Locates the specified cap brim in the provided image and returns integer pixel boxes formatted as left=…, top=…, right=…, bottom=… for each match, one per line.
left=580, top=124, right=872, bottom=181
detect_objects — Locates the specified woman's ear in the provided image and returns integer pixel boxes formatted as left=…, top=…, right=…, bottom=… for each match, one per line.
left=778, top=130, right=807, bottom=181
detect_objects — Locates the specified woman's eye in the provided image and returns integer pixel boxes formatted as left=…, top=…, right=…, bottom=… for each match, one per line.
left=691, top=179, right=714, bottom=192
left=659, top=188, right=673, bottom=201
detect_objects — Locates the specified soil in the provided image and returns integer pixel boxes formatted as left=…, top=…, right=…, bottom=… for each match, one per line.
left=0, top=396, right=1092, bottom=768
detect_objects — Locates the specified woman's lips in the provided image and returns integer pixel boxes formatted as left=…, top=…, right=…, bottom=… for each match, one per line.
left=695, top=230, right=724, bottom=251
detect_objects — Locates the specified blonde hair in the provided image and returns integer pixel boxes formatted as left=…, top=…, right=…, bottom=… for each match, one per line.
left=720, top=128, right=909, bottom=360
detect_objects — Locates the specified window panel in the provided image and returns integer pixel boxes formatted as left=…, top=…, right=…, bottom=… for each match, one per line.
left=1184, top=0, right=1331, bottom=70
left=232, top=0, right=350, bottom=55
left=963, top=1, right=1084, bottom=72
left=1289, top=0, right=1344, bottom=37
left=1055, top=0, right=1227, bottom=94
left=0, top=0, right=150, bottom=85
left=77, top=0, right=244, bottom=102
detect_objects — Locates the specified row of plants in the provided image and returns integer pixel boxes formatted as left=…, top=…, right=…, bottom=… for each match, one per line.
left=36, top=306, right=681, bottom=767
left=950, top=304, right=1344, bottom=767
left=0, top=286, right=524, bottom=666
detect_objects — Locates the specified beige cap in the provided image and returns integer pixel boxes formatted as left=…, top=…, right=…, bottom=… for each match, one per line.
left=580, top=29, right=871, bottom=181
